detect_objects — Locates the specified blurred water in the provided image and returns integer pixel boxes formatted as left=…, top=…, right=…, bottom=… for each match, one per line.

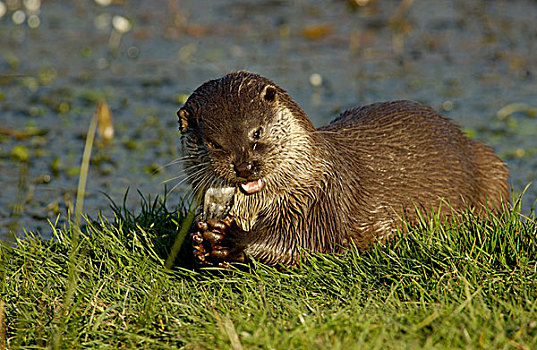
left=1, top=0, right=536, bottom=238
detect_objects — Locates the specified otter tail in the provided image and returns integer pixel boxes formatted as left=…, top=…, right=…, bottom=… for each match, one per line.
left=468, top=140, right=510, bottom=214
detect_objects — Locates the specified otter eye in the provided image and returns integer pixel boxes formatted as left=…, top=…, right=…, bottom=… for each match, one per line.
left=252, top=127, right=263, bottom=140
left=206, top=139, right=222, bottom=150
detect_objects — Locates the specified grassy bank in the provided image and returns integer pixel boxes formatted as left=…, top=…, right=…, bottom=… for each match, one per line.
left=1, top=193, right=536, bottom=349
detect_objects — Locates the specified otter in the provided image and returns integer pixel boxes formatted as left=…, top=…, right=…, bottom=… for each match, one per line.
left=177, top=71, right=509, bottom=266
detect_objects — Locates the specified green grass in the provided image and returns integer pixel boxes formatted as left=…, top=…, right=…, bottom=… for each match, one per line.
left=1, top=193, right=537, bottom=349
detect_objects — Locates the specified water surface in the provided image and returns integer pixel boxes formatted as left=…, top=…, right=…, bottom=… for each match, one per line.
left=1, top=0, right=536, bottom=238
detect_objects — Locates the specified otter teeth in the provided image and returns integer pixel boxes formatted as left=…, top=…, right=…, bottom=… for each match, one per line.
left=240, top=179, right=265, bottom=194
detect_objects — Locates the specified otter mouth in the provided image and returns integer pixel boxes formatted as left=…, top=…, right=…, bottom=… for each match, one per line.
left=240, top=179, right=265, bottom=194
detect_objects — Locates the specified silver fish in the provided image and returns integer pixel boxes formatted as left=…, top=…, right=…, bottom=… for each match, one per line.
left=202, top=186, right=235, bottom=220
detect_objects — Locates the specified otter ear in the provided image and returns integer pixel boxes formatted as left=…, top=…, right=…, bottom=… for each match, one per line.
left=177, top=108, right=190, bottom=133
left=261, top=85, right=277, bottom=103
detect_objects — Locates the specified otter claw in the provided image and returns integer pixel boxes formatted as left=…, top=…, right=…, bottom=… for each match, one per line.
left=192, top=232, right=204, bottom=244
left=192, top=216, right=242, bottom=266
left=193, top=247, right=208, bottom=262
left=196, top=221, right=208, bottom=231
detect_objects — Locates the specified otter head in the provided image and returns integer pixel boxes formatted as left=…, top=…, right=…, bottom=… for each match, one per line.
left=177, top=72, right=321, bottom=198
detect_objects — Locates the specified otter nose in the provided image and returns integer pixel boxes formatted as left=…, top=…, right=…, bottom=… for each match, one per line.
left=234, top=161, right=254, bottom=179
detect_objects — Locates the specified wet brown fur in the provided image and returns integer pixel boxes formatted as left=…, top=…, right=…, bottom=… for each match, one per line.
left=178, top=72, right=510, bottom=266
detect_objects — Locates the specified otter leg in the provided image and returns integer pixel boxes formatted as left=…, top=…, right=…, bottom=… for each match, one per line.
left=191, top=215, right=246, bottom=266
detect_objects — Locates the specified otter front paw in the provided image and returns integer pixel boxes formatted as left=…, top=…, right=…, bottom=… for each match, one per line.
left=191, top=215, right=246, bottom=267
